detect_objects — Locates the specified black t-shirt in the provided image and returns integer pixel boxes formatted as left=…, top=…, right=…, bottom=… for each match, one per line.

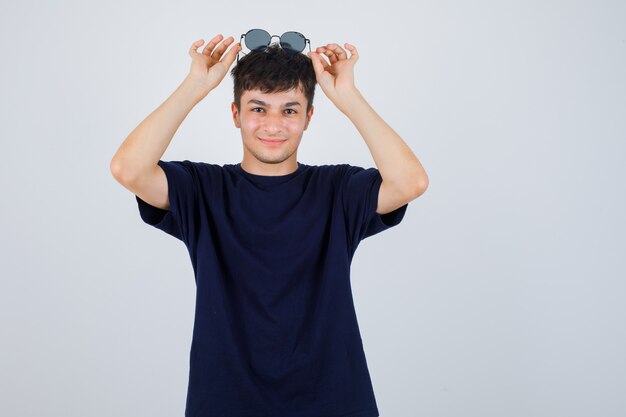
left=135, top=160, right=408, bottom=417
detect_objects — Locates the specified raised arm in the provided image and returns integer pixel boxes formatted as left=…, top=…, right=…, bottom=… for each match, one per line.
left=110, top=34, right=241, bottom=209
left=308, top=42, right=429, bottom=214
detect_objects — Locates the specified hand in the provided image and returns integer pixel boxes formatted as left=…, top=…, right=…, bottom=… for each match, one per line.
left=187, top=34, right=241, bottom=96
left=308, top=43, right=360, bottom=113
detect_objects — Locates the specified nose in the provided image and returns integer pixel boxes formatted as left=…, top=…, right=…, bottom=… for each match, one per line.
left=263, top=112, right=285, bottom=133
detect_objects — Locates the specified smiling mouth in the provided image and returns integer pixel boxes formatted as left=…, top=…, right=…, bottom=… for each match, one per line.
left=259, top=137, right=287, bottom=146
left=259, top=138, right=286, bottom=142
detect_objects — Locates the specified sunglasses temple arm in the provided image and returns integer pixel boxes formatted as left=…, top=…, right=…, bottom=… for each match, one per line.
left=237, top=34, right=244, bottom=63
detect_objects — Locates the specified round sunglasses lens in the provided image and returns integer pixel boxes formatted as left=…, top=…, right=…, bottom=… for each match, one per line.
left=245, top=29, right=271, bottom=51
left=280, top=31, right=306, bottom=53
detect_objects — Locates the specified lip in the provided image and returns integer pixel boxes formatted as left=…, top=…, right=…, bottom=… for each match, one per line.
left=259, top=137, right=286, bottom=146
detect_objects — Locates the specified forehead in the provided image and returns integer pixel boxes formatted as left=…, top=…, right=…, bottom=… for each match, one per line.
left=241, top=88, right=306, bottom=105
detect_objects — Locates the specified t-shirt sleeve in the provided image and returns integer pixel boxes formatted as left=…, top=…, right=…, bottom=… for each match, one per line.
left=135, top=159, right=198, bottom=243
left=340, top=165, right=408, bottom=251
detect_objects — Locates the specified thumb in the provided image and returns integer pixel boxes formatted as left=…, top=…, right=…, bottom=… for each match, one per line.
left=307, top=52, right=325, bottom=79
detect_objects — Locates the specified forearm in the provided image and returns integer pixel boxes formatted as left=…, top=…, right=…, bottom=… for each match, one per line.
left=341, top=89, right=429, bottom=193
left=110, top=75, right=208, bottom=182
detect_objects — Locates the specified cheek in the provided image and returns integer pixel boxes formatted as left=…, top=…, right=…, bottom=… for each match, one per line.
left=287, top=118, right=306, bottom=129
left=241, top=119, right=260, bottom=133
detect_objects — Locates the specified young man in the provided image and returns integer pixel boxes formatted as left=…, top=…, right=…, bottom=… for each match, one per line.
left=111, top=32, right=428, bottom=417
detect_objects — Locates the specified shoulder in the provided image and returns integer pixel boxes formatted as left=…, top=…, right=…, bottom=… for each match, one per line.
left=156, top=160, right=229, bottom=192
left=168, top=159, right=227, bottom=177
left=306, top=163, right=368, bottom=177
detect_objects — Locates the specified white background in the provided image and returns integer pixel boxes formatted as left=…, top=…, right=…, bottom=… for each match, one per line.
left=1, top=1, right=625, bottom=416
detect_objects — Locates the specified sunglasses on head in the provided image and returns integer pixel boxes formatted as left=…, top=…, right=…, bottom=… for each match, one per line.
left=237, top=29, right=311, bottom=62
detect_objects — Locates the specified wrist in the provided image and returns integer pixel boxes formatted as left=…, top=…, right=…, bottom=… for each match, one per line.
left=338, top=87, right=365, bottom=115
left=181, top=75, right=212, bottom=103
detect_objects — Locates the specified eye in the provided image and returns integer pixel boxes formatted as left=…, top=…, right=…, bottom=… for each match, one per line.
left=250, top=108, right=297, bottom=115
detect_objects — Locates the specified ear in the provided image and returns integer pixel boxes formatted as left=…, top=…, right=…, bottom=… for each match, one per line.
left=303, top=105, right=314, bottom=130
left=231, top=102, right=241, bottom=128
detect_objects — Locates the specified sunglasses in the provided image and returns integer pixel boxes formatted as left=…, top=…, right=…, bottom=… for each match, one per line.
left=237, top=28, right=311, bottom=62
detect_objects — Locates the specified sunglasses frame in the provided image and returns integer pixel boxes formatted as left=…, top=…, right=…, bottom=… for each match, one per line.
left=237, top=28, right=311, bottom=63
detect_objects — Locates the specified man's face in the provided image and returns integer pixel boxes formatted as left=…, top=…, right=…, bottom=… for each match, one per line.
left=232, top=87, right=314, bottom=171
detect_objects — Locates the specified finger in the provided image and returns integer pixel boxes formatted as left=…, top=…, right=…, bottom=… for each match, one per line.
left=345, top=43, right=359, bottom=62
left=317, top=46, right=338, bottom=64
left=189, top=39, right=206, bottom=57
left=325, top=43, right=348, bottom=60
left=307, top=51, right=321, bottom=73
left=201, top=34, right=224, bottom=56
left=317, top=46, right=337, bottom=64
left=211, top=36, right=235, bottom=59
left=309, top=50, right=329, bottom=70
left=307, top=52, right=326, bottom=76
left=222, top=42, right=242, bottom=67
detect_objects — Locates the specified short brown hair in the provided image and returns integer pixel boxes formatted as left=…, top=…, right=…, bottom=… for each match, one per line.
left=230, top=43, right=316, bottom=114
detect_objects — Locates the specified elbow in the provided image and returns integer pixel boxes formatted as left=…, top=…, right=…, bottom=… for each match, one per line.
left=418, top=177, right=429, bottom=193
left=110, top=156, right=133, bottom=184
left=110, top=157, right=122, bottom=181
left=411, top=174, right=429, bottom=197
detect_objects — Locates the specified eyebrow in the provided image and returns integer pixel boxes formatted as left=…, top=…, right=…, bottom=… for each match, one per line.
left=247, top=99, right=302, bottom=107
